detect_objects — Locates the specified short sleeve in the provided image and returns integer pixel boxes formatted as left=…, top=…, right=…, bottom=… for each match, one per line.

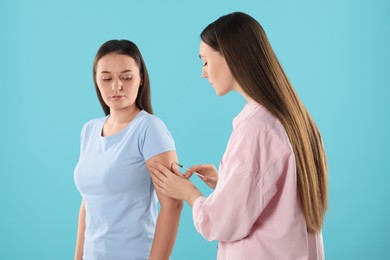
left=141, top=116, right=176, bottom=161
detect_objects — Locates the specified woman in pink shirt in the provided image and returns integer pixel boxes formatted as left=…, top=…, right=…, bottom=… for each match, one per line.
left=151, top=12, right=328, bottom=260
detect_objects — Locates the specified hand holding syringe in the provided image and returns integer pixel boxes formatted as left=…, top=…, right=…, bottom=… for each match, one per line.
left=171, top=161, right=204, bottom=178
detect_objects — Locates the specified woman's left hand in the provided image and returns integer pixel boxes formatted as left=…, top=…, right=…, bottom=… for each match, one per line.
left=150, top=162, right=202, bottom=206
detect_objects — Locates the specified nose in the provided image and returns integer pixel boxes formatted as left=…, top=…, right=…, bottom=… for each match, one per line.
left=202, top=67, right=208, bottom=78
left=111, top=79, right=122, bottom=91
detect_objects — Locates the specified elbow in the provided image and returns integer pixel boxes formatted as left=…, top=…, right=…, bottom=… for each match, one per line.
left=217, top=221, right=252, bottom=242
left=196, top=222, right=250, bottom=243
left=219, top=231, right=249, bottom=243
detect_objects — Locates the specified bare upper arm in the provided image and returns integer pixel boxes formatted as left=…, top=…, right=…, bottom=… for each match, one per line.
left=146, top=151, right=181, bottom=207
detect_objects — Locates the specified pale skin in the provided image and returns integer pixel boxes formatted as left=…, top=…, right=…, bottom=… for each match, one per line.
left=74, top=53, right=182, bottom=260
left=74, top=200, right=86, bottom=259
left=150, top=41, right=253, bottom=206
left=150, top=163, right=216, bottom=206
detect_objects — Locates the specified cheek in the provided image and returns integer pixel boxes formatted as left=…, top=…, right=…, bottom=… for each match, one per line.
left=220, top=66, right=234, bottom=85
left=210, top=66, right=226, bottom=84
left=97, top=85, right=110, bottom=100
left=207, top=66, right=216, bottom=80
left=124, top=82, right=140, bottom=96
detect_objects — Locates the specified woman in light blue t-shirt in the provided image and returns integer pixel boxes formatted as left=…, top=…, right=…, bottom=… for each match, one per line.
left=74, top=40, right=182, bottom=260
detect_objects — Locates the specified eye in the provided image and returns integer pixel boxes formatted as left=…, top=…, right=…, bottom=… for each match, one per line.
left=102, top=77, right=112, bottom=81
left=121, top=75, right=132, bottom=81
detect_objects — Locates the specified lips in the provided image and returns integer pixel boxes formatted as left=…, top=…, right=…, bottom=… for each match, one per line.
left=111, top=95, right=124, bottom=100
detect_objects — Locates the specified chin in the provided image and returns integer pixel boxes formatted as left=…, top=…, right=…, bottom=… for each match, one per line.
left=215, top=89, right=230, bottom=97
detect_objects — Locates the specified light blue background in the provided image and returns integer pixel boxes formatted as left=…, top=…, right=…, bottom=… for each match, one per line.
left=1, top=0, right=389, bottom=259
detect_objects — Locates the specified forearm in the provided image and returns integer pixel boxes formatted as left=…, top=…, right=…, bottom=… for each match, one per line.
left=74, top=232, right=85, bottom=260
left=74, top=201, right=86, bottom=260
left=186, top=188, right=203, bottom=207
left=149, top=201, right=183, bottom=260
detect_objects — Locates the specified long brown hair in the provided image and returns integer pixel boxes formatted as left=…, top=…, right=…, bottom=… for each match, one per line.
left=93, top=39, right=153, bottom=115
left=201, top=12, right=328, bottom=233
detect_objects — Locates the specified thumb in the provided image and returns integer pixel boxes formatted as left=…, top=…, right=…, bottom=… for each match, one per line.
left=184, top=166, right=199, bottom=178
left=171, top=163, right=182, bottom=176
left=183, top=170, right=193, bottom=179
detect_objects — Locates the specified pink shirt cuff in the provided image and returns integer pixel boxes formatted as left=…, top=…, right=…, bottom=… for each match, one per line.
left=192, top=196, right=207, bottom=232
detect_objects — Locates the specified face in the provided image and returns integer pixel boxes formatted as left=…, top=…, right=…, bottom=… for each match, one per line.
left=95, top=53, right=142, bottom=112
left=199, top=41, right=238, bottom=96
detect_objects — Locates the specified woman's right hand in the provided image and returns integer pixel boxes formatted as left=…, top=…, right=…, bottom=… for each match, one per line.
left=184, top=164, right=218, bottom=189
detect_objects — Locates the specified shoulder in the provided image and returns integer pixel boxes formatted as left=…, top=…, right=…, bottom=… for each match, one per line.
left=238, top=105, right=279, bottom=133
left=137, top=111, right=175, bottom=157
left=239, top=105, right=292, bottom=153
left=81, top=117, right=106, bottom=134
left=137, top=111, right=169, bottom=130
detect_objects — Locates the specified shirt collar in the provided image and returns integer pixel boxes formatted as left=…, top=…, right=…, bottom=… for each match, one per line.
left=233, top=101, right=263, bottom=128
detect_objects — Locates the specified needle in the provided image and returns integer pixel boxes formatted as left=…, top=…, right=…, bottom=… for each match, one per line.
left=172, top=162, right=204, bottom=178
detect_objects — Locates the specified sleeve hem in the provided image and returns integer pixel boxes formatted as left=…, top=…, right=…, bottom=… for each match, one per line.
left=143, top=147, right=176, bottom=162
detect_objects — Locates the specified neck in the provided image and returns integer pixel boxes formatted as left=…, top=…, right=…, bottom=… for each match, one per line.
left=108, top=104, right=141, bottom=126
left=235, top=84, right=254, bottom=103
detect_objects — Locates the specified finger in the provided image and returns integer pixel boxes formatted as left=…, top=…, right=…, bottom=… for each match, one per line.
left=186, top=166, right=205, bottom=178
left=152, top=178, right=168, bottom=196
left=150, top=165, right=169, bottom=178
left=160, top=164, right=183, bottom=181
left=188, top=165, right=207, bottom=174
left=154, top=162, right=175, bottom=177
left=191, top=164, right=214, bottom=171
left=185, top=165, right=205, bottom=178
left=183, top=171, right=193, bottom=179
left=150, top=173, right=162, bottom=187
left=151, top=173, right=163, bottom=189
left=151, top=170, right=168, bottom=191
left=171, top=163, right=183, bottom=176
left=150, top=167, right=168, bottom=183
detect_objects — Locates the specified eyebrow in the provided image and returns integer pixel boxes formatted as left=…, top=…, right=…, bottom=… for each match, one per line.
left=100, top=70, right=133, bottom=74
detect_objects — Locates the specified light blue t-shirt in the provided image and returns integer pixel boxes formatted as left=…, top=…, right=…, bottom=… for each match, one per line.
left=74, top=110, right=175, bottom=260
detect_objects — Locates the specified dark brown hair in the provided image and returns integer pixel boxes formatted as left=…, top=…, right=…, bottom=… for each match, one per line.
left=93, top=39, right=153, bottom=115
left=201, top=12, right=328, bottom=233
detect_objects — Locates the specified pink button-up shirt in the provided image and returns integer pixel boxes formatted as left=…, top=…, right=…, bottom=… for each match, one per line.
left=193, top=102, right=324, bottom=260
